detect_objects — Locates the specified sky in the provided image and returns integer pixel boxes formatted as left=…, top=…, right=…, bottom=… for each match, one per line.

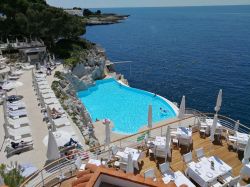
left=46, top=0, right=250, bottom=8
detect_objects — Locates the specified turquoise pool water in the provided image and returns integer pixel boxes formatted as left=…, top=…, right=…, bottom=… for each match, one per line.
left=77, top=78, right=177, bottom=134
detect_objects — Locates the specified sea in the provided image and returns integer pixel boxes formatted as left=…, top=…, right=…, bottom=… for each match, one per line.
left=83, top=5, right=250, bottom=127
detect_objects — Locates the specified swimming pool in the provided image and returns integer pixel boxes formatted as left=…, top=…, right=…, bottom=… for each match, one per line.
left=77, top=78, right=177, bottom=134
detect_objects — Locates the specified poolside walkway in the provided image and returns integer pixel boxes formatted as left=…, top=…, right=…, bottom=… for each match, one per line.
left=0, top=70, right=48, bottom=168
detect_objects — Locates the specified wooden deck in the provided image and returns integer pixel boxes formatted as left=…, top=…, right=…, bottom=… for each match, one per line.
left=59, top=131, right=250, bottom=187
left=139, top=131, right=249, bottom=185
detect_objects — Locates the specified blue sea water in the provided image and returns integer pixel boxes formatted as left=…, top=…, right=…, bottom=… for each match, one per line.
left=77, top=78, right=176, bottom=134
left=83, top=5, right=250, bottom=126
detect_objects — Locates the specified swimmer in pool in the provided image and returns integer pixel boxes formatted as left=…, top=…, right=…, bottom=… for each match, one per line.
left=160, top=107, right=168, bottom=114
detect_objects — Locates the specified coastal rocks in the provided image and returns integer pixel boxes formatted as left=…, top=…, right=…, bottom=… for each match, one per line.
left=67, top=47, right=106, bottom=91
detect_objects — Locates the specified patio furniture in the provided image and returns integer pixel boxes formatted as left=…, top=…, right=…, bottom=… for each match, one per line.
left=195, top=147, right=205, bottom=161
left=183, top=152, right=193, bottom=167
left=144, top=168, right=156, bottom=180
left=162, top=170, right=195, bottom=187
left=228, top=176, right=240, bottom=187
left=159, top=162, right=170, bottom=176
left=115, top=147, right=140, bottom=170
left=240, top=163, right=250, bottom=178
left=186, top=156, right=232, bottom=187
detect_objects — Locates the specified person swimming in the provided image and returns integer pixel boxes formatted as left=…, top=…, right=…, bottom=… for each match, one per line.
left=160, top=107, right=168, bottom=114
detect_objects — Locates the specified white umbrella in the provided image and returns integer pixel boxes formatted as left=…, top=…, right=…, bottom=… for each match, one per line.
left=104, top=121, right=111, bottom=147
left=178, top=95, right=185, bottom=119
left=16, top=38, right=19, bottom=45
left=2, top=81, right=23, bottom=90
left=46, top=131, right=60, bottom=161
left=43, top=130, right=72, bottom=147
left=165, top=126, right=171, bottom=162
left=210, top=114, right=218, bottom=142
left=214, top=89, right=222, bottom=113
left=234, top=120, right=240, bottom=132
left=7, top=38, right=9, bottom=44
left=126, top=153, right=134, bottom=173
left=242, top=137, right=250, bottom=164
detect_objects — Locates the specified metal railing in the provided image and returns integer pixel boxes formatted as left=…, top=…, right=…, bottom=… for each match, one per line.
left=20, top=110, right=250, bottom=187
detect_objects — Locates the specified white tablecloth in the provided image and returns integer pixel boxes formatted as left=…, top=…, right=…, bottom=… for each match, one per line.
left=236, top=132, right=249, bottom=144
left=176, top=127, right=192, bottom=145
left=88, top=159, right=105, bottom=166
left=187, top=156, right=232, bottom=187
left=116, top=147, right=140, bottom=169
left=162, top=171, right=195, bottom=187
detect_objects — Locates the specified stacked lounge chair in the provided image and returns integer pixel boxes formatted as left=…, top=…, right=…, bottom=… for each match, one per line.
left=32, top=70, right=76, bottom=136
left=3, top=94, right=33, bottom=157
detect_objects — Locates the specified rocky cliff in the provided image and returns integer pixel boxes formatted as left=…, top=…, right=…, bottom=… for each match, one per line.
left=65, top=46, right=107, bottom=92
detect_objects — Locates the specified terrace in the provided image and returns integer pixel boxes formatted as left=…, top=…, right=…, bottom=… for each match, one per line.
left=20, top=111, right=250, bottom=187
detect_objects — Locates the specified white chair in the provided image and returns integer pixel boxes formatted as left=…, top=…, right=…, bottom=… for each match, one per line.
left=195, top=147, right=205, bottom=161
left=144, top=168, right=156, bottom=180
left=221, top=172, right=233, bottom=183
left=199, top=124, right=208, bottom=138
left=159, top=162, right=170, bottom=176
left=209, top=180, right=224, bottom=187
left=183, top=152, right=193, bottom=166
left=228, top=176, right=240, bottom=187
left=74, top=157, right=86, bottom=171
left=111, top=145, right=119, bottom=155
left=237, top=143, right=246, bottom=153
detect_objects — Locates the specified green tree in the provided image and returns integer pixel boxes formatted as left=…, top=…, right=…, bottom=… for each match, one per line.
left=0, top=0, right=85, bottom=48
left=83, top=9, right=93, bottom=17
left=0, top=164, right=25, bottom=187
left=96, top=10, right=101, bottom=15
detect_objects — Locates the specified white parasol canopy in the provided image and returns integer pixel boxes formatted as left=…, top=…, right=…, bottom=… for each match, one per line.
left=43, top=130, right=72, bottom=147
left=165, top=126, right=171, bottom=162
left=178, top=95, right=185, bottom=119
left=214, top=89, right=222, bottom=113
left=210, top=114, right=218, bottom=142
left=148, top=104, right=152, bottom=129
left=242, top=136, right=250, bottom=164
left=46, top=131, right=60, bottom=161
left=104, top=121, right=111, bottom=146
left=126, top=153, right=134, bottom=174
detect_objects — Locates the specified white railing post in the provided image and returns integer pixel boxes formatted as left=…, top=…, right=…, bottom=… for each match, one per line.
left=41, top=170, right=45, bottom=187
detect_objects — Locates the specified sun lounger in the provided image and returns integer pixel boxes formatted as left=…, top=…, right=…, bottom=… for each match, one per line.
left=37, top=80, right=48, bottom=85
left=39, top=88, right=53, bottom=94
left=35, top=73, right=46, bottom=78
left=44, top=97, right=59, bottom=105
left=8, top=108, right=27, bottom=118
left=41, top=92, right=56, bottom=99
left=7, top=101, right=26, bottom=110
left=22, top=64, right=34, bottom=70
left=53, top=116, right=71, bottom=128
left=8, top=75, right=20, bottom=80
left=35, top=77, right=46, bottom=82
left=5, top=141, right=33, bottom=158
left=7, top=116, right=30, bottom=128
left=11, top=70, right=23, bottom=76
left=38, top=84, right=50, bottom=90
left=8, top=126, right=32, bottom=139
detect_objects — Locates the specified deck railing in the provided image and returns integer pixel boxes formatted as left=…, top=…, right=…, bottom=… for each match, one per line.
left=20, top=110, right=250, bottom=187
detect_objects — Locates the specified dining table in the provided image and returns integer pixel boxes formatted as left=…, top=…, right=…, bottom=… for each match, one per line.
left=187, top=156, right=232, bottom=187
left=115, top=147, right=140, bottom=170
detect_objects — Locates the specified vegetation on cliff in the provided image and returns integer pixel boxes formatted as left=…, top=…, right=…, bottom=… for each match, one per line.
left=0, top=0, right=85, bottom=48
